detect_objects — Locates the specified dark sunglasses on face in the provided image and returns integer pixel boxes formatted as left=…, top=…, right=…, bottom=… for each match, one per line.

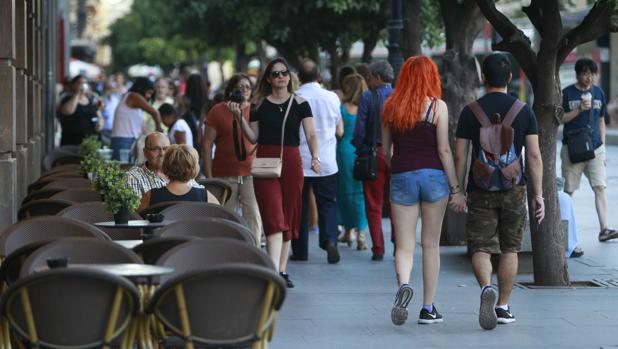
left=270, top=70, right=289, bottom=78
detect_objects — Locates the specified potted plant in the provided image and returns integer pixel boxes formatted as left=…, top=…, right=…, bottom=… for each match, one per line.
left=92, top=162, right=125, bottom=199
left=78, top=153, right=104, bottom=181
left=78, top=135, right=102, bottom=158
left=104, top=186, right=141, bottom=224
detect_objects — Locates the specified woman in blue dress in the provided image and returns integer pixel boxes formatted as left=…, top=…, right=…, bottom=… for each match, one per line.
left=337, top=74, right=369, bottom=250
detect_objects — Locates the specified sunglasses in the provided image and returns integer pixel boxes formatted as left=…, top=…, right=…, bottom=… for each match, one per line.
left=270, top=70, right=289, bottom=78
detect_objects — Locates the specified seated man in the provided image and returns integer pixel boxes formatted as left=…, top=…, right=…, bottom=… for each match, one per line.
left=125, top=132, right=203, bottom=197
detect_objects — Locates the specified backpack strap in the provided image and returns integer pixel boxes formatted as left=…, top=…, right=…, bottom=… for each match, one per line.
left=502, top=100, right=525, bottom=127
left=468, top=101, right=491, bottom=127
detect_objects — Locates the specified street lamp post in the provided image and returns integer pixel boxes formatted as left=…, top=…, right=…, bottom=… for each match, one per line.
left=387, top=0, right=404, bottom=82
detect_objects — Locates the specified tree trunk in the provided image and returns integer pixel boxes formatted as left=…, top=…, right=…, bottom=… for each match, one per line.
left=528, top=64, right=569, bottom=285
left=401, top=0, right=422, bottom=58
left=256, top=40, right=268, bottom=73
left=361, top=33, right=379, bottom=63
left=438, top=0, right=485, bottom=245
left=235, top=43, right=250, bottom=73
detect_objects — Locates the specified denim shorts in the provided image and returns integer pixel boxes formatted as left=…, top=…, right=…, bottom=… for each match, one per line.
left=390, top=169, right=449, bottom=206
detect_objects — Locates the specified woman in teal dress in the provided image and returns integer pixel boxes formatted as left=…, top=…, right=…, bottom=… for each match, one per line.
left=337, top=74, right=369, bottom=250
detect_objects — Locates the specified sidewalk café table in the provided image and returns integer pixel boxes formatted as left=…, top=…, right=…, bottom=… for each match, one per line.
left=34, top=263, right=173, bottom=349
left=113, top=240, right=143, bottom=249
left=94, top=220, right=168, bottom=238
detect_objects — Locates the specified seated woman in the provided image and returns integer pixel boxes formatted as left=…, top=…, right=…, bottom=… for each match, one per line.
left=138, top=144, right=219, bottom=211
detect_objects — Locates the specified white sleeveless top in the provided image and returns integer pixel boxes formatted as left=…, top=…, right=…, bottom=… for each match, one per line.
left=112, top=93, right=143, bottom=138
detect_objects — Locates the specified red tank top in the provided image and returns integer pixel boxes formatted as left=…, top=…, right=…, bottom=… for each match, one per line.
left=390, top=101, right=443, bottom=173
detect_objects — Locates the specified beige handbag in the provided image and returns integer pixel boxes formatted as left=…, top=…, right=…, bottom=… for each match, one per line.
left=250, top=96, right=294, bottom=178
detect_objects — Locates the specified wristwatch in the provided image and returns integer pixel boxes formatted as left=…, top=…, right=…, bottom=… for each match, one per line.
left=312, top=156, right=320, bottom=162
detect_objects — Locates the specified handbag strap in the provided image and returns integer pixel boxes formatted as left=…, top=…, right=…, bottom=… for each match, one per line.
left=232, top=113, right=247, bottom=161
left=371, top=90, right=379, bottom=148
left=278, top=95, right=295, bottom=159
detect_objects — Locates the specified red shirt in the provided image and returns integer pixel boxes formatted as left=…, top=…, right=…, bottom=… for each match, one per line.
left=205, top=102, right=254, bottom=177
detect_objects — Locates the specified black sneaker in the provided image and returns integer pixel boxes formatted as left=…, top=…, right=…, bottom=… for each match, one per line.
left=496, top=306, right=516, bottom=324
left=479, top=285, right=498, bottom=330
left=280, top=272, right=294, bottom=288
left=391, top=284, right=413, bottom=326
left=371, top=254, right=384, bottom=261
left=418, top=305, right=443, bottom=324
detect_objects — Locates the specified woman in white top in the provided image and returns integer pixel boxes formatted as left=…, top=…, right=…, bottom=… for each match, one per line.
left=111, top=77, right=163, bottom=161
left=158, top=103, right=193, bottom=146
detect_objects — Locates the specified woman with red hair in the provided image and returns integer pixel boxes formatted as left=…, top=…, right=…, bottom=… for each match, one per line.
left=382, top=56, right=465, bottom=326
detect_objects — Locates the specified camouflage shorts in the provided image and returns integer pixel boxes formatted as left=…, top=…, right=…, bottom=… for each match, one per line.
left=467, top=186, right=527, bottom=254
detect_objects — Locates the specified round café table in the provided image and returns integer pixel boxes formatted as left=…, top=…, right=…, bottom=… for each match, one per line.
left=94, top=220, right=169, bottom=238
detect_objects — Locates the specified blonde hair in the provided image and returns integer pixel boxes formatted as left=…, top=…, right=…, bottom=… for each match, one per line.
left=341, top=74, right=368, bottom=105
left=162, top=144, right=200, bottom=182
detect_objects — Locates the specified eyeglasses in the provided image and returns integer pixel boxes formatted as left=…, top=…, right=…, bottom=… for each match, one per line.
left=236, top=84, right=252, bottom=90
left=270, top=70, right=289, bottom=78
left=145, top=146, right=168, bottom=153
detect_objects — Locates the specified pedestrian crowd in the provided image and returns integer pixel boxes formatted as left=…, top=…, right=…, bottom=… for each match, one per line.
left=55, top=53, right=615, bottom=330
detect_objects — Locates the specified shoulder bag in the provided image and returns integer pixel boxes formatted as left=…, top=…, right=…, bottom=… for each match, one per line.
left=250, top=96, right=294, bottom=178
left=565, top=106, right=595, bottom=163
left=353, top=91, right=380, bottom=181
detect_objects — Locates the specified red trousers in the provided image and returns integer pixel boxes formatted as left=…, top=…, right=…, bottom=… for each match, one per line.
left=363, top=150, right=395, bottom=256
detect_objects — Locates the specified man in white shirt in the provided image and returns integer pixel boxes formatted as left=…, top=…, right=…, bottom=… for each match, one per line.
left=291, top=59, right=344, bottom=264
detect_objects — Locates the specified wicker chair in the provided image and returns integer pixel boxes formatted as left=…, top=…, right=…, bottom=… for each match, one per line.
left=0, top=216, right=110, bottom=259
left=137, top=201, right=188, bottom=216
left=156, top=239, right=274, bottom=284
left=21, top=188, right=66, bottom=206
left=40, top=164, right=80, bottom=178
left=58, top=202, right=143, bottom=240
left=42, top=150, right=77, bottom=171
left=197, top=178, right=233, bottom=205
left=132, top=237, right=194, bottom=265
left=28, top=176, right=90, bottom=194
left=160, top=202, right=246, bottom=226
left=17, top=199, right=75, bottom=221
left=20, top=238, right=142, bottom=277
left=157, top=217, right=256, bottom=246
left=39, top=178, right=92, bottom=192
left=50, top=154, right=84, bottom=168
left=0, top=268, right=140, bottom=349
left=146, top=264, right=285, bottom=349
left=51, top=189, right=101, bottom=203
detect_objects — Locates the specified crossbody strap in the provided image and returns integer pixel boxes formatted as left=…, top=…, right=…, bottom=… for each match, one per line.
left=371, top=91, right=379, bottom=148
left=279, top=95, right=295, bottom=160
left=232, top=109, right=247, bottom=161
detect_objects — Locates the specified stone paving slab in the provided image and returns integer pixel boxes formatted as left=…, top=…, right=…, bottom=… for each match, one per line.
left=270, top=144, right=618, bottom=349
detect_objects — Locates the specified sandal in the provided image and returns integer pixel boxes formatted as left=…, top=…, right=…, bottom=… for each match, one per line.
left=598, top=228, right=618, bottom=242
left=357, top=231, right=368, bottom=251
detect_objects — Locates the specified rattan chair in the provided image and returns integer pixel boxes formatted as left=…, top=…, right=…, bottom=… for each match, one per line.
left=28, top=176, right=90, bottom=194
left=0, top=241, right=49, bottom=285
left=50, top=154, right=84, bottom=168
left=197, top=178, right=233, bottom=205
left=20, top=238, right=142, bottom=277
left=159, top=202, right=246, bottom=226
left=40, top=164, right=81, bottom=178
left=42, top=150, right=77, bottom=171
left=157, top=217, right=256, bottom=246
left=51, top=189, right=101, bottom=203
left=156, top=239, right=274, bottom=285
left=0, top=268, right=140, bottom=349
left=17, top=199, right=75, bottom=221
left=0, top=216, right=110, bottom=259
left=58, top=202, right=143, bottom=240
left=21, top=188, right=66, bottom=206
left=39, top=178, right=92, bottom=192
left=146, top=264, right=286, bottom=349
left=137, top=201, right=188, bottom=216
left=132, top=237, right=194, bottom=265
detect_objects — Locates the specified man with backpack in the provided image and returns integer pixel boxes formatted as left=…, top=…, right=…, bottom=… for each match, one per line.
left=453, top=53, right=545, bottom=330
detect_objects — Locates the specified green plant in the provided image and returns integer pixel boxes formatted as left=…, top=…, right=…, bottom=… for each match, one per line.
left=78, top=154, right=104, bottom=177
left=92, top=162, right=125, bottom=196
left=78, top=135, right=102, bottom=157
left=104, top=185, right=141, bottom=214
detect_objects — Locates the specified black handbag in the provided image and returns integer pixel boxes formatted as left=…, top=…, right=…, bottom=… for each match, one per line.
left=353, top=91, right=380, bottom=181
left=565, top=107, right=595, bottom=163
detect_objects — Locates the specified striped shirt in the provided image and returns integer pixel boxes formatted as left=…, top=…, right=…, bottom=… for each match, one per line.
left=125, top=163, right=203, bottom=196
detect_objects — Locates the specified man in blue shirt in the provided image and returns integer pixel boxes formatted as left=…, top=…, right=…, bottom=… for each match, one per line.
left=561, top=58, right=616, bottom=242
left=353, top=61, right=395, bottom=261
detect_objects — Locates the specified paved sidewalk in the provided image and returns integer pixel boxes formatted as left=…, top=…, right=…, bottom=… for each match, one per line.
left=271, top=144, right=618, bottom=349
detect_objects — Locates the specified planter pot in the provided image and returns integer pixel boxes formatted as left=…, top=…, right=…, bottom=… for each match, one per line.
left=113, top=208, right=131, bottom=225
